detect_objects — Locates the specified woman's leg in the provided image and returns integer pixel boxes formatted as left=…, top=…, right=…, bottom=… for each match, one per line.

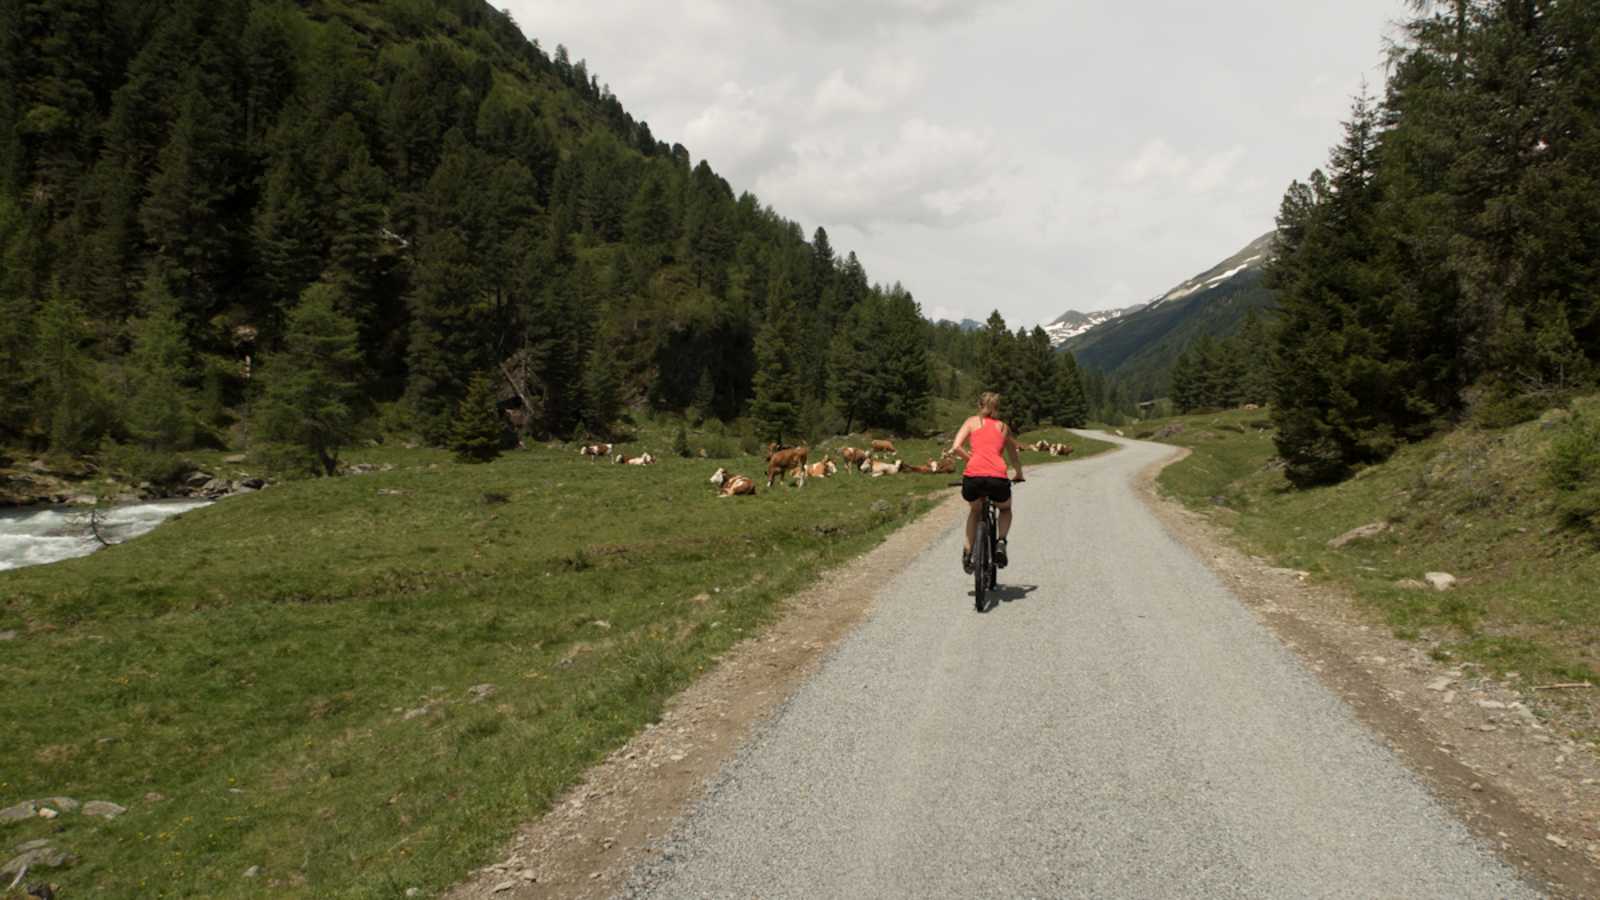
left=965, top=500, right=983, bottom=551
left=996, top=498, right=1013, bottom=539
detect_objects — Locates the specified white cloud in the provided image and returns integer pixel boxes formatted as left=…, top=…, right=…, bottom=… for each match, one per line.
left=1117, top=139, right=1191, bottom=185
left=1186, top=146, right=1246, bottom=193
left=681, top=81, right=796, bottom=174
left=758, top=118, right=1002, bottom=230
left=811, top=59, right=925, bottom=119
left=506, top=0, right=1407, bottom=327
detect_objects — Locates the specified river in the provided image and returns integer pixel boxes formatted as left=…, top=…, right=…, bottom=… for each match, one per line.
left=0, top=500, right=210, bottom=572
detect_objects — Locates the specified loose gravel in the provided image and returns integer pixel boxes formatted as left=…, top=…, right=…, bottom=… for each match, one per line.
left=624, top=435, right=1539, bottom=899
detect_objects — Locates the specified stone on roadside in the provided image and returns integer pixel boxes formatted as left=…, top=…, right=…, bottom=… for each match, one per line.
left=81, top=800, right=126, bottom=819
left=223, top=453, right=248, bottom=463
left=492, top=879, right=517, bottom=892
left=870, top=499, right=891, bottom=514
left=0, top=801, right=36, bottom=824
left=467, top=683, right=497, bottom=703
left=1328, top=522, right=1388, bottom=549
left=185, top=471, right=213, bottom=488
left=1424, top=572, right=1457, bottom=591
left=1546, top=834, right=1570, bottom=849
left=44, top=797, right=79, bottom=813
left=1425, top=677, right=1453, bottom=692
left=243, top=865, right=261, bottom=878
left=0, top=630, right=16, bottom=641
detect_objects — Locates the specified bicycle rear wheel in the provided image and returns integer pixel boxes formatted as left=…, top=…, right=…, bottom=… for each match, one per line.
left=973, top=517, right=989, bottom=612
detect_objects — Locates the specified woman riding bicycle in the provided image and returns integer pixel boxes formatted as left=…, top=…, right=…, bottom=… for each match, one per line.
left=948, top=391, right=1024, bottom=573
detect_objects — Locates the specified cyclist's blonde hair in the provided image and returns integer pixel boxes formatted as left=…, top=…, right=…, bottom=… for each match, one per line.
left=978, top=392, right=1001, bottom=418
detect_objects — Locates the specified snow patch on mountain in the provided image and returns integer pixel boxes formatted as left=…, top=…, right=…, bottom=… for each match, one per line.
left=1044, top=306, right=1143, bottom=347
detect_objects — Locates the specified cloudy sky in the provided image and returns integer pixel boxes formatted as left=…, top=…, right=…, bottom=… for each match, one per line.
left=504, top=0, right=1406, bottom=327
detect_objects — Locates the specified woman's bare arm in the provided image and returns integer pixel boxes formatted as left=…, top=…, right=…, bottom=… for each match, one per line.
left=1003, top=427, right=1025, bottom=480
left=949, top=418, right=974, bottom=459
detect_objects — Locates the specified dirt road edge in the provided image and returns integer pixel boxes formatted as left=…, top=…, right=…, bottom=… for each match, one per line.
left=1134, top=443, right=1600, bottom=899
left=445, top=489, right=972, bottom=900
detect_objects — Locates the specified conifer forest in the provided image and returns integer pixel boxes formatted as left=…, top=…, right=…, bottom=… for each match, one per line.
left=0, top=0, right=1089, bottom=479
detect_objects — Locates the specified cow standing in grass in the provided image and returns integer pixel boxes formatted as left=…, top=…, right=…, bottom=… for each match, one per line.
left=766, top=446, right=809, bottom=487
left=838, top=447, right=870, bottom=472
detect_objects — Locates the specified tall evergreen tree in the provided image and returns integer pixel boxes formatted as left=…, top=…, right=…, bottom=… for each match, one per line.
left=449, top=371, right=504, bottom=463
left=253, top=283, right=365, bottom=476
left=750, top=269, right=803, bottom=444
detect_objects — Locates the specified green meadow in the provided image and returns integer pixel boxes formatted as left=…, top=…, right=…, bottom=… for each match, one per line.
left=0, top=426, right=1111, bottom=898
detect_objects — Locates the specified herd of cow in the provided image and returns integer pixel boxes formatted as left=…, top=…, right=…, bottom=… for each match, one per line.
left=573, top=436, right=1074, bottom=498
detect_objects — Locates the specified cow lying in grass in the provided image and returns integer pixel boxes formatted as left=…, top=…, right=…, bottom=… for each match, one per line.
left=805, top=459, right=838, bottom=479
left=614, top=451, right=656, bottom=465
left=709, top=467, right=756, bottom=497
left=871, top=439, right=896, bottom=454
left=766, top=446, right=809, bottom=487
left=861, top=458, right=903, bottom=477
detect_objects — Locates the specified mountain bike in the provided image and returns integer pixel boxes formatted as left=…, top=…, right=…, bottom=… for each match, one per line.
left=953, top=480, right=1020, bottom=613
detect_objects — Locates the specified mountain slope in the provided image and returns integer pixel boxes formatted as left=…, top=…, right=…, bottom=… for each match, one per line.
left=1043, top=305, right=1143, bottom=346
left=1065, top=232, right=1277, bottom=384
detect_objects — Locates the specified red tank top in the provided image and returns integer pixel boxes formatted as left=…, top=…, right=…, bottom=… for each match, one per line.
left=965, top=417, right=1008, bottom=479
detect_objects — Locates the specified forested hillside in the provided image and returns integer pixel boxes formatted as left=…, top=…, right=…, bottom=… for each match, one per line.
left=1268, top=0, right=1600, bottom=486
left=1065, top=231, right=1278, bottom=411
left=0, top=0, right=1002, bottom=477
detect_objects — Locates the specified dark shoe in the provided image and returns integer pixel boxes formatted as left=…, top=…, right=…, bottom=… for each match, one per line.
left=961, top=548, right=974, bottom=574
left=995, top=538, right=1008, bottom=568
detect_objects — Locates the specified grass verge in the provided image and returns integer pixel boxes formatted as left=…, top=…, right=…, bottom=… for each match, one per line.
left=1137, top=405, right=1598, bottom=707
left=0, top=425, right=1110, bottom=898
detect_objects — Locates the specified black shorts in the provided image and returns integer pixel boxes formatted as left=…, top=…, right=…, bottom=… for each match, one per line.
left=961, top=476, right=1011, bottom=505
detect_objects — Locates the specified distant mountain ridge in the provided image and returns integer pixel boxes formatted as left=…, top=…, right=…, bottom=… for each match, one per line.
left=1060, top=231, right=1278, bottom=393
left=1043, top=306, right=1144, bottom=347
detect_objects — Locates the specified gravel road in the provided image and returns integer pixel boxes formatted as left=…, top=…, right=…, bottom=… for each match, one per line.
left=624, top=434, right=1539, bottom=899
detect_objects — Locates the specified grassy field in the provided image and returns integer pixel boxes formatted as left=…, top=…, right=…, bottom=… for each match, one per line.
left=1136, top=404, right=1599, bottom=703
left=0, top=424, right=1112, bottom=898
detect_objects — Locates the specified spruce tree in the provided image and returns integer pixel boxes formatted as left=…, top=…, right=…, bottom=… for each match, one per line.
left=33, top=291, right=104, bottom=453
left=580, top=341, right=623, bottom=436
left=449, top=372, right=504, bottom=463
left=253, top=283, right=365, bottom=476
left=1054, top=352, right=1089, bottom=428
left=750, top=272, right=803, bottom=444
left=125, top=286, right=197, bottom=450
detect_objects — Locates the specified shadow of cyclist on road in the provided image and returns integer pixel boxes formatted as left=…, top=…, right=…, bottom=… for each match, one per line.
left=968, top=583, right=1039, bottom=605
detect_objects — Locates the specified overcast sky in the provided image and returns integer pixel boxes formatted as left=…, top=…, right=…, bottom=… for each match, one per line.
left=504, top=0, right=1406, bottom=327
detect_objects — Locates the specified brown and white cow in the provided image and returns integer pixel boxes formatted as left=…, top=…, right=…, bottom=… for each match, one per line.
left=766, top=446, right=809, bottom=487
left=804, top=459, right=837, bottom=479
left=838, top=447, right=870, bottom=472
left=902, top=461, right=933, bottom=474
left=709, top=467, right=756, bottom=497
left=870, top=439, right=896, bottom=454
left=580, top=442, right=614, bottom=459
left=1049, top=443, right=1075, bottom=457
left=862, top=458, right=903, bottom=477
left=614, top=451, right=656, bottom=465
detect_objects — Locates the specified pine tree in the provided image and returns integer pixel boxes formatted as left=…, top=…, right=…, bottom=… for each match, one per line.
left=1053, top=352, right=1089, bottom=427
left=125, top=285, right=197, bottom=450
left=750, top=271, right=803, bottom=444
left=32, top=291, right=104, bottom=453
left=253, top=283, right=365, bottom=476
left=449, top=372, right=504, bottom=463
left=580, top=341, right=623, bottom=436
left=672, top=424, right=691, bottom=458
left=690, top=366, right=715, bottom=424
